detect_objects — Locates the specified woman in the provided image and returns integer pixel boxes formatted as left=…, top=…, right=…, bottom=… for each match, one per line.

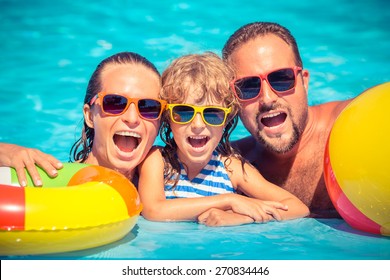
left=0, top=52, right=164, bottom=186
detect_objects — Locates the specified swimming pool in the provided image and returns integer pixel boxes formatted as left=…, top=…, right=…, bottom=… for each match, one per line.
left=2, top=217, right=389, bottom=260
left=1, top=0, right=389, bottom=260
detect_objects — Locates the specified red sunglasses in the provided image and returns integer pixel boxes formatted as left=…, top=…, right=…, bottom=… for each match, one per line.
left=231, top=66, right=302, bottom=101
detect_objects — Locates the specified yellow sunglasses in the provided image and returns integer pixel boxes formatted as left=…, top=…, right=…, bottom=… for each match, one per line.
left=166, top=104, right=231, bottom=127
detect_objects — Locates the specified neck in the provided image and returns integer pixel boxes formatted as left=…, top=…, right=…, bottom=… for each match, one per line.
left=84, top=153, right=136, bottom=182
left=177, top=152, right=213, bottom=181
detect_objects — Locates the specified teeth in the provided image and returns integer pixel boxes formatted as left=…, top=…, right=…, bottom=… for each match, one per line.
left=263, top=112, right=281, bottom=119
left=189, top=136, right=207, bottom=140
left=115, top=131, right=141, bottom=138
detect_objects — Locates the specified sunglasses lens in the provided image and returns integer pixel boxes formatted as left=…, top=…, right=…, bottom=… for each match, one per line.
left=102, top=94, right=128, bottom=114
left=268, top=68, right=296, bottom=92
left=138, top=99, right=162, bottom=119
left=234, top=77, right=261, bottom=100
left=203, top=108, right=226, bottom=125
left=171, top=105, right=195, bottom=123
left=102, top=95, right=162, bottom=119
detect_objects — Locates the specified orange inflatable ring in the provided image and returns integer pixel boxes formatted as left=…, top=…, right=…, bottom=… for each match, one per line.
left=324, top=82, right=390, bottom=236
left=0, top=163, right=142, bottom=255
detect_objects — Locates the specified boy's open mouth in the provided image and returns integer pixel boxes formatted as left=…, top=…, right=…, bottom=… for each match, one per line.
left=188, top=135, right=209, bottom=148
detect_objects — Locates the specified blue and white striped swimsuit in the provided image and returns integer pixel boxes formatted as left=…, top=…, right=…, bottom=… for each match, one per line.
left=164, top=151, right=236, bottom=199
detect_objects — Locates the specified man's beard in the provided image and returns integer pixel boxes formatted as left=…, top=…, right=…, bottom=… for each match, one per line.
left=255, top=102, right=306, bottom=153
left=255, top=123, right=301, bottom=154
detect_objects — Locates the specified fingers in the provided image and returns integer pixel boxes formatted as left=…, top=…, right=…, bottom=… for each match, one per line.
left=199, top=209, right=256, bottom=227
left=251, top=211, right=272, bottom=223
left=198, top=208, right=224, bottom=226
left=229, top=198, right=266, bottom=223
left=264, top=206, right=282, bottom=221
left=24, top=158, right=45, bottom=187
left=199, top=197, right=288, bottom=226
left=34, top=152, right=63, bottom=177
left=263, top=201, right=288, bottom=211
left=14, top=165, right=28, bottom=187
left=233, top=198, right=285, bottom=223
left=248, top=200, right=288, bottom=222
left=197, top=209, right=211, bottom=224
left=17, top=151, right=44, bottom=187
left=5, top=145, right=62, bottom=187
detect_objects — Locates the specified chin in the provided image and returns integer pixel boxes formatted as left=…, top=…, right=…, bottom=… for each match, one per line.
left=261, top=134, right=298, bottom=154
left=108, top=156, right=136, bottom=173
left=268, top=143, right=294, bottom=154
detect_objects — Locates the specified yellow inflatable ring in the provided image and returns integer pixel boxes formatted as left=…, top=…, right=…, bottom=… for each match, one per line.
left=0, top=163, right=142, bottom=255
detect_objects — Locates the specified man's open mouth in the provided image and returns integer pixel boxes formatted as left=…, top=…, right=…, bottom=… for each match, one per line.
left=261, top=112, right=287, bottom=127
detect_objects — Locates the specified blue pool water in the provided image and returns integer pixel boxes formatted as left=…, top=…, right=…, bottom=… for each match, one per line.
left=3, top=217, right=390, bottom=260
left=1, top=0, right=389, bottom=260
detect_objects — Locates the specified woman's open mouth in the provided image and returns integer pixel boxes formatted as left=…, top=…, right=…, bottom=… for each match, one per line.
left=113, top=131, right=141, bottom=153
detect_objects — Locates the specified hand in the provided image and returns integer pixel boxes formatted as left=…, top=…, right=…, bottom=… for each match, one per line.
left=198, top=208, right=255, bottom=227
left=0, top=143, right=63, bottom=186
left=227, top=194, right=288, bottom=223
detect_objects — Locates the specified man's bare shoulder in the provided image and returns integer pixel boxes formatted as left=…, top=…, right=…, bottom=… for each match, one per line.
left=308, top=99, right=353, bottom=131
left=311, top=99, right=352, bottom=118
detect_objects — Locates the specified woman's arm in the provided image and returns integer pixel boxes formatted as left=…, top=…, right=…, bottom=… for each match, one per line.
left=228, top=157, right=310, bottom=220
left=138, top=148, right=282, bottom=222
left=0, top=143, right=63, bottom=186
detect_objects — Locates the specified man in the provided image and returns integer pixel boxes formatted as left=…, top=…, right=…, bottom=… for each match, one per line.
left=222, top=22, right=353, bottom=217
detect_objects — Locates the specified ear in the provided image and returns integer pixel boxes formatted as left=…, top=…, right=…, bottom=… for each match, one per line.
left=301, top=69, right=310, bottom=93
left=83, top=104, right=94, bottom=129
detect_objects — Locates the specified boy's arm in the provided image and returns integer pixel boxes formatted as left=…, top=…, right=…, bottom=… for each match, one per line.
left=228, top=157, right=309, bottom=220
left=138, top=148, right=284, bottom=222
left=198, top=208, right=254, bottom=227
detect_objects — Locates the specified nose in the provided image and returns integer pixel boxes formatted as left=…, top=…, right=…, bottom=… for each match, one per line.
left=191, top=113, right=206, bottom=129
left=121, top=102, right=141, bottom=125
left=260, top=78, right=279, bottom=104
